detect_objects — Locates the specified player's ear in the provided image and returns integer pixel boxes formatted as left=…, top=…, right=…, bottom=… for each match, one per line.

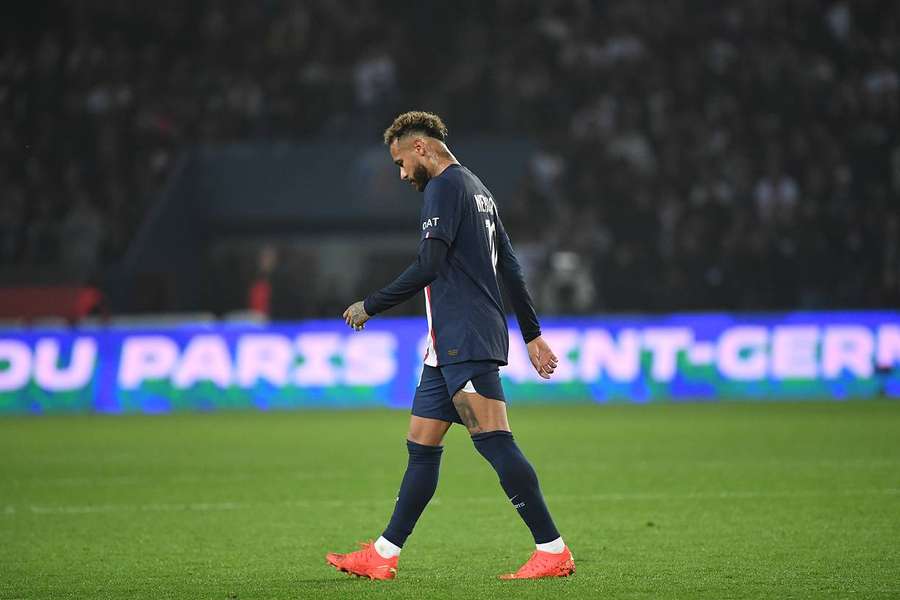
left=413, top=138, right=427, bottom=156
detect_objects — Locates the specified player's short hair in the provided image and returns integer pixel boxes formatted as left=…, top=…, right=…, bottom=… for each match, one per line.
left=383, top=111, right=448, bottom=145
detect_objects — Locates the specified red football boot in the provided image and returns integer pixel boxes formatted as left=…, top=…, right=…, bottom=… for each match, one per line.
left=500, top=546, right=575, bottom=580
left=326, top=541, right=399, bottom=580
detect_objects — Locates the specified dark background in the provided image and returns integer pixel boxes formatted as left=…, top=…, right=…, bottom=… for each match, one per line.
left=1, top=0, right=898, bottom=321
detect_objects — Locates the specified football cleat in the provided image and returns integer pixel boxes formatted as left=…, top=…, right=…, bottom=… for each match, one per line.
left=326, top=541, right=398, bottom=580
left=499, top=546, right=575, bottom=580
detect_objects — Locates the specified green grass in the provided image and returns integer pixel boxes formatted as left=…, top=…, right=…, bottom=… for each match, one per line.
left=1, top=401, right=899, bottom=599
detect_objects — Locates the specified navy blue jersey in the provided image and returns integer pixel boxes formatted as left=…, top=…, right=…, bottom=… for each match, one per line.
left=420, top=164, right=528, bottom=367
left=363, top=162, right=542, bottom=366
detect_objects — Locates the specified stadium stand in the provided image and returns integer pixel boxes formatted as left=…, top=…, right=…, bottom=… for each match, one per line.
left=2, top=0, right=898, bottom=319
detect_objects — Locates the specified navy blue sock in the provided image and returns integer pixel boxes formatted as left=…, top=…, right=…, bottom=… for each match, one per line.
left=381, top=440, right=443, bottom=547
left=471, top=430, right=560, bottom=544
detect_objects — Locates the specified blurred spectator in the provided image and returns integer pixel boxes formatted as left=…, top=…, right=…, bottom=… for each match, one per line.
left=248, top=244, right=278, bottom=316
left=59, top=192, right=104, bottom=280
left=2, top=0, right=897, bottom=314
left=754, top=159, right=799, bottom=225
left=0, top=180, right=26, bottom=264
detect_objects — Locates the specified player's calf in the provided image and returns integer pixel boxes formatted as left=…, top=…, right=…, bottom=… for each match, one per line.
left=382, top=440, right=443, bottom=547
left=326, top=439, right=442, bottom=580
left=470, top=429, right=571, bottom=576
left=471, top=430, right=561, bottom=543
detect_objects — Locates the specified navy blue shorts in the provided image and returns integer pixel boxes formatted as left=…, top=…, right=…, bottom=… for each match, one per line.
left=412, top=360, right=506, bottom=425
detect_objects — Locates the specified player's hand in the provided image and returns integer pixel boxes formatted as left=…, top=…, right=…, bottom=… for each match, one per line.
left=342, top=301, right=371, bottom=331
left=527, top=336, right=558, bottom=379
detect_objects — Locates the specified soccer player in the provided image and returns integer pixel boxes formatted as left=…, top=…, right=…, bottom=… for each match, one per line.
left=326, top=111, right=574, bottom=580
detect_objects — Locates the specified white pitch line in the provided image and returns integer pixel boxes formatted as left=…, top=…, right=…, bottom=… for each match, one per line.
left=6, top=471, right=353, bottom=488
left=27, top=501, right=247, bottom=515
left=7, top=458, right=899, bottom=488
left=545, top=488, right=900, bottom=502
left=15, top=488, right=900, bottom=517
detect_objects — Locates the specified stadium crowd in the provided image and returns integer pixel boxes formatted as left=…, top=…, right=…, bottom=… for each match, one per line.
left=2, top=0, right=898, bottom=315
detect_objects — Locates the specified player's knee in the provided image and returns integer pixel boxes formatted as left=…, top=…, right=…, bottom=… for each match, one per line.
left=470, top=429, right=513, bottom=452
left=407, top=416, right=450, bottom=445
left=406, top=427, right=444, bottom=446
left=404, top=439, right=444, bottom=466
left=407, top=431, right=442, bottom=446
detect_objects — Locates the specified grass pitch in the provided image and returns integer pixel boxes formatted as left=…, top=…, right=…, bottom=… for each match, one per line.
left=1, top=401, right=899, bottom=599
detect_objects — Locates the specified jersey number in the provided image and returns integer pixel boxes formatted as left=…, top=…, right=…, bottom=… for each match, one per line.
left=485, top=219, right=498, bottom=274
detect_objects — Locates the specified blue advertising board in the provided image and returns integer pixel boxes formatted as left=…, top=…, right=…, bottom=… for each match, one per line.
left=1, top=312, right=898, bottom=414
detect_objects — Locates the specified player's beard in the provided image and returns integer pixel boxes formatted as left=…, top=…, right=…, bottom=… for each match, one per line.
left=411, top=164, right=430, bottom=192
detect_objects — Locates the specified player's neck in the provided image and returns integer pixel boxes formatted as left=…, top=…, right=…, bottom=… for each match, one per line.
left=431, top=154, right=460, bottom=178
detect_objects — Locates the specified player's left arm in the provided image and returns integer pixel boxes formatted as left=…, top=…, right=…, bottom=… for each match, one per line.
left=495, top=215, right=558, bottom=379
left=343, top=238, right=448, bottom=330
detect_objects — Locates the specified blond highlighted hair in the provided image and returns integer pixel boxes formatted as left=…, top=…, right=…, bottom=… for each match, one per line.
left=383, top=111, right=448, bottom=145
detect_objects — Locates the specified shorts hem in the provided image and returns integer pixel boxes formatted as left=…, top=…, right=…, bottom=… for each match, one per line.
left=410, top=408, right=462, bottom=425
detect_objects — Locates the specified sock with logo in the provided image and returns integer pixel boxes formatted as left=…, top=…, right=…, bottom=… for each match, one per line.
left=380, top=440, right=443, bottom=550
left=471, top=430, right=560, bottom=544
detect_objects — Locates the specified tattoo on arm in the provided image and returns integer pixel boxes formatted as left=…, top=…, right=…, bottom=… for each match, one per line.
left=452, top=392, right=483, bottom=434
left=349, top=302, right=368, bottom=323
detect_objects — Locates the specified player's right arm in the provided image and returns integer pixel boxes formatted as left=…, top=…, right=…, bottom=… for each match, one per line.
left=343, top=238, right=447, bottom=330
left=495, top=215, right=558, bottom=379
left=357, top=177, right=461, bottom=321
left=362, top=239, right=447, bottom=316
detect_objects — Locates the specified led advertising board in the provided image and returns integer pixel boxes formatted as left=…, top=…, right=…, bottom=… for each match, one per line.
left=1, top=312, right=897, bottom=414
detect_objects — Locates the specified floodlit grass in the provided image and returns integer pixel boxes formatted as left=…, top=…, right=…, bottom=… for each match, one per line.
left=1, top=401, right=899, bottom=599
